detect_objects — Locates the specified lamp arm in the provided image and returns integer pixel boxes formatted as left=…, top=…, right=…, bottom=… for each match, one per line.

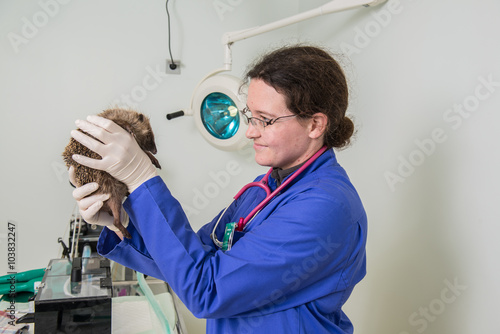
left=221, top=0, right=387, bottom=70
left=174, top=0, right=387, bottom=119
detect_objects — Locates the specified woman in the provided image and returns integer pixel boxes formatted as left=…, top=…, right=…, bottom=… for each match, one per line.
left=70, top=45, right=367, bottom=333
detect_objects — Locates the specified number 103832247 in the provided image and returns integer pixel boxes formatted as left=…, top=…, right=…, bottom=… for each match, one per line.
left=7, top=221, right=17, bottom=272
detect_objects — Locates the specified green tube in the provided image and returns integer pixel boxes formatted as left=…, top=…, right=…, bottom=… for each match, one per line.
left=0, top=277, right=42, bottom=295
left=0, top=268, right=45, bottom=284
left=137, top=272, right=171, bottom=334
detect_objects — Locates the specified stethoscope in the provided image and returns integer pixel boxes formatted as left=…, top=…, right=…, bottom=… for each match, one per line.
left=210, top=145, right=328, bottom=251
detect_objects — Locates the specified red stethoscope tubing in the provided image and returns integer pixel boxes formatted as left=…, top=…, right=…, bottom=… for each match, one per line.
left=234, top=145, right=328, bottom=231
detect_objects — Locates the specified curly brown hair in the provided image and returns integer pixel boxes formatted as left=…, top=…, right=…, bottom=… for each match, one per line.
left=243, top=45, right=354, bottom=149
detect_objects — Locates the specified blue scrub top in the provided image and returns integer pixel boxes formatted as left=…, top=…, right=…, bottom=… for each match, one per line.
left=98, top=149, right=367, bottom=333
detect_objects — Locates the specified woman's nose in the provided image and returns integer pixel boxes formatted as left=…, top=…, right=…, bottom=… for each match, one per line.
left=245, top=121, right=260, bottom=139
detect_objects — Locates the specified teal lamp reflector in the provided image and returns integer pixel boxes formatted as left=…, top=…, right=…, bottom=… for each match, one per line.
left=192, top=74, right=248, bottom=151
left=200, top=92, right=240, bottom=140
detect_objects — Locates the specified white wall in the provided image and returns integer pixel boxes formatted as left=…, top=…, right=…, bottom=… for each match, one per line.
left=1, top=1, right=499, bottom=333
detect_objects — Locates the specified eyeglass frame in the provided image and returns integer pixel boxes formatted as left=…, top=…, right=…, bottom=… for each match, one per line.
left=240, top=107, right=297, bottom=129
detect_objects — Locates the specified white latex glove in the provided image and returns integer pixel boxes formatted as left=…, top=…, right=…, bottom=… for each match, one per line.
left=71, top=115, right=157, bottom=193
left=69, top=166, right=129, bottom=233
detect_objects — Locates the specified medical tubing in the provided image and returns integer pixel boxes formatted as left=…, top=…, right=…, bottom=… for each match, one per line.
left=82, top=244, right=92, bottom=273
left=237, top=145, right=328, bottom=231
left=211, top=203, right=233, bottom=249
left=74, top=216, right=82, bottom=258
left=137, top=272, right=172, bottom=334
left=233, top=168, right=273, bottom=199
left=0, top=268, right=45, bottom=284
left=70, top=215, right=77, bottom=260
left=0, top=277, right=41, bottom=295
left=82, top=244, right=92, bottom=258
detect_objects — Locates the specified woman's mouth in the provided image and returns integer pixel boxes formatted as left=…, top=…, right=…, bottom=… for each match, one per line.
left=253, top=143, right=266, bottom=150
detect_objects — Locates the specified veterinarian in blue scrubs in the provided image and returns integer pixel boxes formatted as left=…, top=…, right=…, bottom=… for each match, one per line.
left=70, top=45, right=367, bottom=333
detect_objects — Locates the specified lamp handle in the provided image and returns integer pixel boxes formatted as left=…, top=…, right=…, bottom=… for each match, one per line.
left=166, top=110, right=185, bottom=120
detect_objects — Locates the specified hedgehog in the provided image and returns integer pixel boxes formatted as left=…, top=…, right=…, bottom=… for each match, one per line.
left=62, top=108, right=161, bottom=239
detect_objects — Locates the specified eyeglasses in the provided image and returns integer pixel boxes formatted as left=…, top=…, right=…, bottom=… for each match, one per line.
left=240, top=107, right=297, bottom=130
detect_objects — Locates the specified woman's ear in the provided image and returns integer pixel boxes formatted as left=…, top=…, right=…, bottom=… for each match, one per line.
left=308, top=113, right=328, bottom=139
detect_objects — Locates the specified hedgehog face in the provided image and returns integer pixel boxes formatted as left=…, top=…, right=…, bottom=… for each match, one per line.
left=130, top=113, right=158, bottom=154
left=139, top=127, right=158, bottom=154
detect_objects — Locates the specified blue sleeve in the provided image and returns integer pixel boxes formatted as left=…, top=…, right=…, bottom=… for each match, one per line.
left=97, top=217, right=167, bottom=281
left=100, top=176, right=366, bottom=319
left=97, top=180, right=231, bottom=279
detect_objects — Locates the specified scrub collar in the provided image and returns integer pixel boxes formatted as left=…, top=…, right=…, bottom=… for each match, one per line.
left=271, top=162, right=305, bottom=187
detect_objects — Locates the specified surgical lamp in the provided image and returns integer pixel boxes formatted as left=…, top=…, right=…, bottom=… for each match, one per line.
left=166, top=0, right=388, bottom=151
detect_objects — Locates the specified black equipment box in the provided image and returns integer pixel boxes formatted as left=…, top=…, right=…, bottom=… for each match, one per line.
left=34, top=257, right=112, bottom=333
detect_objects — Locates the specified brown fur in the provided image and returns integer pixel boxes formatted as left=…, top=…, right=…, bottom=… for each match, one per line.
left=62, top=108, right=161, bottom=239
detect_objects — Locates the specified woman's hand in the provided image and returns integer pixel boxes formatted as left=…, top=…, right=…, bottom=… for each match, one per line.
left=70, top=115, right=157, bottom=193
left=69, top=166, right=127, bottom=237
